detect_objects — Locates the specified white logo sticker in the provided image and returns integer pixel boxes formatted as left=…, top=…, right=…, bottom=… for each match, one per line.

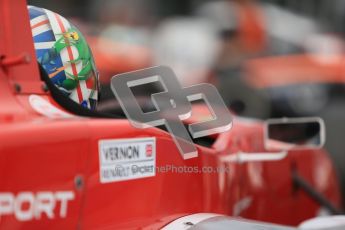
left=0, top=191, right=75, bottom=221
left=99, top=138, right=156, bottom=183
left=29, top=95, right=75, bottom=119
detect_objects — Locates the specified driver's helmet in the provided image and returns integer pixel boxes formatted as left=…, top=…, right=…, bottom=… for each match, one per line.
left=28, top=6, right=99, bottom=110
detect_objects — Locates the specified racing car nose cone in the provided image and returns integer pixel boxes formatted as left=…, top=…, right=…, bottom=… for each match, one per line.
left=299, top=215, right=345, bottom=229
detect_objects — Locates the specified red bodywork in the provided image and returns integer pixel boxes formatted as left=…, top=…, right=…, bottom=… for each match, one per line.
left=244, top=54, right=345, bottom=88
left=0, top=1, right=341, bottom=229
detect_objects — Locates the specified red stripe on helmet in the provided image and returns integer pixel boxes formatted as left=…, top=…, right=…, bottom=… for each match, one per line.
left=53, top=13, right=83, bottom=103
left=31, top=19, right=49, bottom=29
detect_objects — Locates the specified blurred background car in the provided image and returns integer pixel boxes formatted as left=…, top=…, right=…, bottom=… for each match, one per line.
left=28, top=0, right=345, bottom=208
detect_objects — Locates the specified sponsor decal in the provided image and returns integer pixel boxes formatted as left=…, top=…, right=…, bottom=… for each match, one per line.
left=0, top=191, right=74, bottom=221
left=145, top=144, right=153, bottom=157
left=99, top=137, right=156, bottom=183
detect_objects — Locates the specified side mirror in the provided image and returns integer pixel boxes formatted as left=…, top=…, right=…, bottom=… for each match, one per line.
left=264, top=117, right=325, bottom=151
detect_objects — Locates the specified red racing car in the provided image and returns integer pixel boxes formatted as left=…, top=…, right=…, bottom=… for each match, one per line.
left=0, top=0, right=343, bottom=229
